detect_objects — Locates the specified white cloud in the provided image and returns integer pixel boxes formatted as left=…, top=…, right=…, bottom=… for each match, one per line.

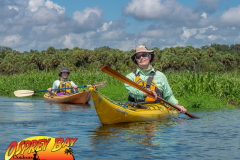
left=118, top=40, right=136, bottom=51
left=17, top=41, right=37, bottom=52
left=61, top=33, right=95, bottom=50
left=220, top=5, right=240, bottom=25
left=24, top=7, right=65, bottom=26
left=3, top=35, right=21, bottom=44
left=181, top=25, right=218, bottom=42
left=1, top=0, right=240, bottom=53
left=197, top=0, right=220, bottom=13
left=195, top=34, right=205, bottom=39
left=27, top=0, right=45, bottom=12
left=137, top=38, right=151, bottom=46
left=63, top=35, right=74, bottom=49
left=99, top=30, right=125, bottom=40
left=123, top=0, right=167, bottom=20
left=45, top=0, right=65, bottom=14
left=0, top=24, right=6, bottom=32
left=1, top=35, right=26, bottom=48
left=208, top=35, right=218, bottom=40
left=73, top=7, right=103, bottom=25
left=208, top=25, right=218, bottom=31
left=8, top=6, right=19, bottom=11
left=201, top=12, right=207, bottom=18
left=181, top=27, right=197, bottom=42
left=97, top=21, right=113, bottom=32
left=27, top=0, right=65, bottom=14
left=123, top=0, right=199, bottom=21
left=140, top=30, right=165, bottom=38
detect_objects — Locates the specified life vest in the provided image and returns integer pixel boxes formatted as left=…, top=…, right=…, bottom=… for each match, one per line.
left=128, top=70, right=163, bottom=102
left=56, top=79, right=73, bottom=94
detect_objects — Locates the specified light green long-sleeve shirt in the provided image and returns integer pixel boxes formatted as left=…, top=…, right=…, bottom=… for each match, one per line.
left=124, top=67, right=178, bottom=105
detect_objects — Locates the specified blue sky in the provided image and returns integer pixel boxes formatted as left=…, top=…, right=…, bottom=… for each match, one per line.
left=1, top=0, right=240, bottom=52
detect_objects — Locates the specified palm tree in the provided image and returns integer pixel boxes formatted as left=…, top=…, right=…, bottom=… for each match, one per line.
left=88, top=55, right=97, bottom=63
left=20, top=64, right=28, bottom=73
left=46, top=46, right=56, bottom=54
left=14, top=62, right=22, bottom=73
left=106, top=54, right=115, bottom=66
left=6, top=63, right=14, bottom=74
left=29, top=63, right=38, bottom=71
left=64, top=148, right=75, bottom=160
left=184, top=46, right=194, bottom=54
left=13, top=55, right=21, bottom=64
left=42, top=59, right=52, bottom=71
left=169, top=47, right=176, bottom=54
left=0, top=60, right=8, bottom=72
left=207, top=47, right=216, bottom=57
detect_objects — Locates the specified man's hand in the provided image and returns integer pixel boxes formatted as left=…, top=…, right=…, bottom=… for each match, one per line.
left=175, top=104, right=187, bottom=113
left=143, top=90, right=157, bottom=100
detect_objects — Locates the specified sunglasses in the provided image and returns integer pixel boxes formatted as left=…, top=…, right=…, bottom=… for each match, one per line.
left=135, top=53, right=150, bottom=59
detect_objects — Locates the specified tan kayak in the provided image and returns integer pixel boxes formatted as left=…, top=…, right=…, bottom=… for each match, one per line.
left=44, top=90, right=91, bottom=104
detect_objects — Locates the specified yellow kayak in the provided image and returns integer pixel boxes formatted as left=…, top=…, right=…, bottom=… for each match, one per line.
left=89, top=87, right=178, bottom=125
left=44, top=90, right=91, bottom=104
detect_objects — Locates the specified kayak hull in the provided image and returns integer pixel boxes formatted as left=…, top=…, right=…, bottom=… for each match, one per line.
left=89, top=88, right=178, bottom=125
left=44, top=90, right=91, bottom=104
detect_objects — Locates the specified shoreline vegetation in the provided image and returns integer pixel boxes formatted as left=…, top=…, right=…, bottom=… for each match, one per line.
left=0, top=69, right=239, bottom=109
left=0, top=44, right=240, bottom=109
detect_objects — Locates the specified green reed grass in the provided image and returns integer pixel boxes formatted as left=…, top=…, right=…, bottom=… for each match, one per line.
left=0, top=69, right=239, bottom=108
left=0, top=68, right=126, bottom=98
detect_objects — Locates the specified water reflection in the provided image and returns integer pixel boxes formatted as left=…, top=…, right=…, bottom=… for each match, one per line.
left=87, top=119, right=189, bottom=159
left=14, top=102, right=34, bottom=107
left=90, top=120, right=182, bottom=147
left=45, top=102, right=91, bottom=110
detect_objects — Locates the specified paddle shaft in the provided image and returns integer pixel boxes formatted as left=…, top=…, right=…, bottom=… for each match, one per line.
left=34, top=86, right=87, bottom=93
left=102, top=66, right=198, bottom=119
left=14, top=81, right=107, bottom=97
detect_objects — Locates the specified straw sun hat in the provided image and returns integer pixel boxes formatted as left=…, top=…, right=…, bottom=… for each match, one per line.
left=131, top=45, right=155, bottom=65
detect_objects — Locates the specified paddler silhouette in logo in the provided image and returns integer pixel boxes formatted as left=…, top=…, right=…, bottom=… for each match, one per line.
left=33, top=150, right=40, bottom=160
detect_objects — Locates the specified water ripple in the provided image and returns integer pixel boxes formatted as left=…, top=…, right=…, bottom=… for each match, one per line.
left=1, top=97, right=240, bottom=159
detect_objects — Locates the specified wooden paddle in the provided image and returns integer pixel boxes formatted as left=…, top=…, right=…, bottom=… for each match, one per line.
left=14, top=81, right=107, bottom=97
left=102, top=66, right=198, bottom=118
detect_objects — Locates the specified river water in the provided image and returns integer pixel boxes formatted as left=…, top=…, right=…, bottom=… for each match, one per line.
left=0, top=96, right=240, bottom=160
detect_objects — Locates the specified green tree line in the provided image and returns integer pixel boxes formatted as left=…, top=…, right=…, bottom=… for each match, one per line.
left=0, top=44, right=240, bottom=75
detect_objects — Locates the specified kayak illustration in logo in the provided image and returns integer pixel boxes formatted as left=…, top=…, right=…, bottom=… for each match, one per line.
left=5, top=136, right=77, bottom=160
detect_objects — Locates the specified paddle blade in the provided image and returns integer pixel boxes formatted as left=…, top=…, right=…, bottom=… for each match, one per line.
left=87, top=81, right=107, bottom=88
left=14, top=90, right=35, bottom=97
left=102, top=66, right=140, bottom=89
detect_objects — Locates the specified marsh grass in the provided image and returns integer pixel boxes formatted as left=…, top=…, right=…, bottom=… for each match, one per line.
left=166, top=70, right=240, bottom=107
left=0, top=69, right=239, bottom=108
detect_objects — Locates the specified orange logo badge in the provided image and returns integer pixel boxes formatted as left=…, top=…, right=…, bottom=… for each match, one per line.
left=5, top=136, right=77, bottom=160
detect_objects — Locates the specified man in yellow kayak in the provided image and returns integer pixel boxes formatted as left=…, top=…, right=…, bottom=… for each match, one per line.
left=47, top=67, right=79, bottom=96
left=124, top=45, right=187, bottom=113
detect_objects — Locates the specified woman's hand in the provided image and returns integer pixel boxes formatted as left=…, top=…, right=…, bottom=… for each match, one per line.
left=73, top=85, right=78, bottom=90
left=47, top=88, right=52, bottom=93
left=73, top=85, right=79, bottom=93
